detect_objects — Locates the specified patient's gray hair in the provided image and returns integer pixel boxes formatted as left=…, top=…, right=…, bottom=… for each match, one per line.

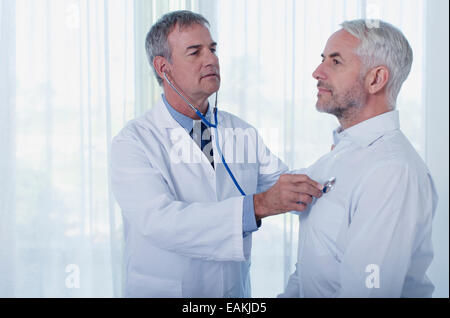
left=341, top=19, right=413, bottom=109
left=145, top=10, right=210, bottom=86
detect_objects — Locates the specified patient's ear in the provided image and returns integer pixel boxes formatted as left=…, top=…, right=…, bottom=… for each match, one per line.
left=365, top=66, right=389, bottom=95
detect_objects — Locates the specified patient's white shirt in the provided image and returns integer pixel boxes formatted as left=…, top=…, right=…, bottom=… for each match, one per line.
left=280, top=111, right=437, bottom=298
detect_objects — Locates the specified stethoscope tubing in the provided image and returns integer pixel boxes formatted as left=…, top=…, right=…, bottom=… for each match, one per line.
left=212, top=109, right=246, bottom=196
left=163, top=72, right=246, bottom=196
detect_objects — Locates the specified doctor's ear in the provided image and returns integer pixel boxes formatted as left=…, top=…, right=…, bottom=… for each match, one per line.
left=365, top=66, right=389, bottom=95
left=153, top=56, right=170, bottom=79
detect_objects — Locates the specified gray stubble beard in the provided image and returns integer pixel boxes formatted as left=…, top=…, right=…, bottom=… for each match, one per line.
left=316, top=78, right=367, bottom=126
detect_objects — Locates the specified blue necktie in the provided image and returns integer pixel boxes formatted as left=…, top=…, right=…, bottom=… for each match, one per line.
left=190, top=120, right=214, bottom=168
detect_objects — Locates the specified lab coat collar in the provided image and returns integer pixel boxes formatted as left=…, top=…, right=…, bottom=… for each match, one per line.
left=147, top=96, right=180, bottom=129
left=332, top=110, right=400, bottom=148
left=161, top=93, right=213, bottom=133
left=149, top=96, right=216, bottom=174
left=162, top=94, right=194, bottom=133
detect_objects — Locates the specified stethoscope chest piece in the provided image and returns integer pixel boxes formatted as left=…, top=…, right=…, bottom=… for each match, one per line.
left=323, top=177, right=336, bottom=193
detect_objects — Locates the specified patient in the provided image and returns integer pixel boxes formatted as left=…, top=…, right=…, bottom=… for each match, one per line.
left=279, top=19, right=437, bottom=297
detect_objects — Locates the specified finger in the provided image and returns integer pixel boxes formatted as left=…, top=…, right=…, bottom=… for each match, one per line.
left=284, top=191, right=303, bottom=205
left=288, top=183, right=323, bottom=198
left=293, top=176, right=324, bottom=192
left=287, top=202, right=307, bottom=212
left=285, top=174, right=323, bottom=191
left=298, top=193, right=313, bottom=205
left=285, top=191, right=312, bottom=205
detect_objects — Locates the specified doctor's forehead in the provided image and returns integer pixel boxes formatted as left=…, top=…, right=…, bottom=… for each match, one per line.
left=168, top=23, right=215, bottom=48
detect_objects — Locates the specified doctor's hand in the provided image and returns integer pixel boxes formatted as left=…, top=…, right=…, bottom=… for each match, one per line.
left=253, top=174, right=323, bottom=221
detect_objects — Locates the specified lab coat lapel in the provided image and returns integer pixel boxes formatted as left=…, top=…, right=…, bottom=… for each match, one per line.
left=151, top=98, right=217, bottom=198
left=210, top=111, right=250, bottom=199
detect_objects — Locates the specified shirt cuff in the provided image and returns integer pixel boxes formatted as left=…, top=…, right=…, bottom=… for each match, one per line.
left=243, top=195, right=261, bottom=237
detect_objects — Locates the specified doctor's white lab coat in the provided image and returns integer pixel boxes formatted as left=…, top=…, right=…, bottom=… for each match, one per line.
left=111, top=97, right=287, bottom=297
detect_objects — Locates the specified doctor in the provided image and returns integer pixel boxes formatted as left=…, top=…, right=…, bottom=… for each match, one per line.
left=111, top=10, right=323, bottom=297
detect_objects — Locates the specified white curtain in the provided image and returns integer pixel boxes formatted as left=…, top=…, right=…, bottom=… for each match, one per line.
left=0, top=0, right=135, bottom=297
left=0, top=0, right=447, bottom=298
left=0, top=0, right=16, bottom=297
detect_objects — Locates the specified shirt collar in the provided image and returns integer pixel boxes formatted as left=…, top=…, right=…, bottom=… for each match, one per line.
left=332, top=110, right=400, bottom=148
left=162, top=94, right=212, bottom=132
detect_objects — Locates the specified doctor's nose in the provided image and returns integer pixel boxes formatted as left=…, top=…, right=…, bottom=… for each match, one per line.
left=204, top=49, right=219, bottom=68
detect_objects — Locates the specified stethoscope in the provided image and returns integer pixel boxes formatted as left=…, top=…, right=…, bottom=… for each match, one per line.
left=163, top=72, right=246, bottom=196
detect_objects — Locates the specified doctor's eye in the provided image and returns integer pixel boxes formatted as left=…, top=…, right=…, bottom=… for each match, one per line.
left=190, top=51, right=199, bottom=56
left=333, top=59, right=340, bottom=65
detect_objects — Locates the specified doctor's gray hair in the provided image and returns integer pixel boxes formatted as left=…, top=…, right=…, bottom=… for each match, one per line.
left=340, top=19, right=413, bottom=109
left=145, top=10, right=210, bottom=86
